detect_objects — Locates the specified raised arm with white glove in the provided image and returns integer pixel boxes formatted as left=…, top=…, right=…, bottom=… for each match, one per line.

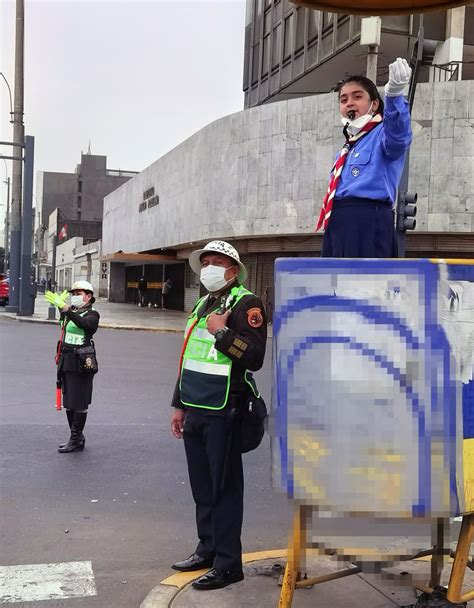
left=384, top=57, right=412, bottom=97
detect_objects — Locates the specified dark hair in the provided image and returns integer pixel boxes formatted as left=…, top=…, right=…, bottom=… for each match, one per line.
left=337, top=75, right=384, bottom=116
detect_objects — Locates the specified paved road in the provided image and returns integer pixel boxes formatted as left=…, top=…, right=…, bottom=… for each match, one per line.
left=0, top=319, right=460, bottom=607
left=0, top=319, right=289, bottom=607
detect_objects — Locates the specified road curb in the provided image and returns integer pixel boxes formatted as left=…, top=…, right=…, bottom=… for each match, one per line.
left=140, top=550, right=286, bottom=608
left=0, top=313, right=183, bottom=333
left=140, top=585, right=178, bottom=608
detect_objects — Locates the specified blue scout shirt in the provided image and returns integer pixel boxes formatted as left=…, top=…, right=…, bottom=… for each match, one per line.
left=335, top=95, right=412, bottom=206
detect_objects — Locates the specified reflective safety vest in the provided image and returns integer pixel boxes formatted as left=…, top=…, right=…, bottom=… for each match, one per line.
left=62, top=309, right=94, bottom=346
left=180, top=285, right=253, bottom=410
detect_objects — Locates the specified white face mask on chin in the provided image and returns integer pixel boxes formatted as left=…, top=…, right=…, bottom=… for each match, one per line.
left=341, top=103, right=375, bottom=136
left=200, top=265, right=229, bottom=293
left=71, top=295, right=86, bottom=308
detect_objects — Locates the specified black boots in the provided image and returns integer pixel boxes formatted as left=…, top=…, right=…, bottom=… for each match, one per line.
left=58, top=410, right=75, bottom=449
left=58, top=411, right=87, bottom=453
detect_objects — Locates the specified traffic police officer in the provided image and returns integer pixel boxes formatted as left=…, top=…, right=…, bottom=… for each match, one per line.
left=45, top=280, right=100, bottom=453
left=170, top=240, right=267, bottom=590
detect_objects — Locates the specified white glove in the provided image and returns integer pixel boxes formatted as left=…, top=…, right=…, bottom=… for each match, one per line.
left=384, top=57, right=412, bottom=97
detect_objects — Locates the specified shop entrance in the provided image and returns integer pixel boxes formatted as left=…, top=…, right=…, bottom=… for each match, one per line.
left=125, top=262, right=185, bottom=310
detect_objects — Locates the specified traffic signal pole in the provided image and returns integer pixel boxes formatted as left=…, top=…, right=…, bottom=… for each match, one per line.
left=19, top=135, right=35, bottom=315
left=395, top=19, right=433, bottom=258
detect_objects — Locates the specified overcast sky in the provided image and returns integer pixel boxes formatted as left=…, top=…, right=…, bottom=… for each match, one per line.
left=0, top=0, right=247, bottom=223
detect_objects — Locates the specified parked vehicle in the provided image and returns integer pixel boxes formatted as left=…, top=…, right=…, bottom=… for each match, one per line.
left=0, top=277, right=10, bottom=306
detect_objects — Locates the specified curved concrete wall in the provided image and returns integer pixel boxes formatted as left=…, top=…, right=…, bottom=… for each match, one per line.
left=102, top=79, right=474, bottom=255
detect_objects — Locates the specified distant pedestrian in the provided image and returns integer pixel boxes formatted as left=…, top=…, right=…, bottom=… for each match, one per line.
left=41, top=277, right=46, bottom=293
left=47, top=277, right=52, bottom=291
left=162, top=278, right=173, bottom=309
left=138, top=276, right=147, bottom=307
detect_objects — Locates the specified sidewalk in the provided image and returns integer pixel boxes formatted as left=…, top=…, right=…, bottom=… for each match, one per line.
left=0, top=297, right=188, bottom=333
left=1, top=297, right=274, bottom=336
left=140, top=550, right=474, bottom=608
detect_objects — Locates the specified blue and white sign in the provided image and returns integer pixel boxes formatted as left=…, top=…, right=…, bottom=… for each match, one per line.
left=272, top=259, right=472, bottom=518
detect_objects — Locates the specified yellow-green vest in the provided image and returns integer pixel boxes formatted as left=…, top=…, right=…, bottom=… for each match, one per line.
left=61, top=309, right=94, bottom=346
left=180, top=285, right=252, bottom=409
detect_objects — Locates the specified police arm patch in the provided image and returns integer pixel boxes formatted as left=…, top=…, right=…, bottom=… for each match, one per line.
left=247, top=307, right=264, bottom=328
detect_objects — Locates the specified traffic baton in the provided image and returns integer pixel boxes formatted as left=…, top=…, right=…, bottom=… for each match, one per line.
left=55, top=383, right=62, bottom=410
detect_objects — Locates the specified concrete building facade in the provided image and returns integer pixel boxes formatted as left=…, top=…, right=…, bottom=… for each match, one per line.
left=35, top=152, right=138, bottom=283
left=243, top=2, right=474, bottom=107
left=102, top=80, right=474, bottom=311
left=55, top=238, right=105, bottom=297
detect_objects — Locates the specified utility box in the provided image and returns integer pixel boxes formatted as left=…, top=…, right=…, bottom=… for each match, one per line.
left=360, top=16, right=382, bottom=46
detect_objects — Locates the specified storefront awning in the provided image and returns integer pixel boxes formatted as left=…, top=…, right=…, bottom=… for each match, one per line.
left=100, top=252, right=177, bottom=264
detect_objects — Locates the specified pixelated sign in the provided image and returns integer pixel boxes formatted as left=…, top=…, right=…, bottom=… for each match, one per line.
left=273, top=259, right=474, bottom=519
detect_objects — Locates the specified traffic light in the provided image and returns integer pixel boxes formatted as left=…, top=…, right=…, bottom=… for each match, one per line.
left=396, top=192, right=417, bottom=232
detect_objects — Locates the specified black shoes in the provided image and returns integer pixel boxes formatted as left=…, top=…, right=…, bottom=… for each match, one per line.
left=171, top=553, right=214, bottom=572
left=58, top=436, right=85, bottom=453
left=192, top=568, right=244, bottom=590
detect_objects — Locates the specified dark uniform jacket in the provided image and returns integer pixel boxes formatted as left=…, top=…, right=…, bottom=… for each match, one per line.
left=59, top=305, right=100, bottom=373
left=171, top=281, right=267, bottom=415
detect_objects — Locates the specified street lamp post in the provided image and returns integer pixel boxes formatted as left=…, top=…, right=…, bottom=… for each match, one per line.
left=6, top=0, right=25, bottom=312
left=3, top=177, right=10, bottom=269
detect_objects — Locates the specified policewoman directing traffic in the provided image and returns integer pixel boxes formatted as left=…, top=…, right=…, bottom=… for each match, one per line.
left=170, top=240, right=267, bottom=591
left=316, top=57, right=413, bottom=257
left=45, top=281, right=100, bottom=453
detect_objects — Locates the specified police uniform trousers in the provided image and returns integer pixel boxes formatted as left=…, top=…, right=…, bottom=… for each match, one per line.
left=183, top=407, right=243, bottom=571
left=322, top=197, right=398, bottom=258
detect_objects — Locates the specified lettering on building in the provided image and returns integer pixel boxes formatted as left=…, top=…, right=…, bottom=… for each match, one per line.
left=139, top=186, right=159, bottom=212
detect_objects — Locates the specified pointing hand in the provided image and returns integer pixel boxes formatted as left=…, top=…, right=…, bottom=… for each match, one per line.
left=207, top=309, right=231, bottom=335
left=385, top=57, right=412, bottom=97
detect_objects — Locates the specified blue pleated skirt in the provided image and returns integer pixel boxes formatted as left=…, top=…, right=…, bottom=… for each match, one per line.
left=321, top=197, right=398, bottom=258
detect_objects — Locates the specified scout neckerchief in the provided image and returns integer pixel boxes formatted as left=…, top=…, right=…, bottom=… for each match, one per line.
left=315, top=113, right=383, bottom=232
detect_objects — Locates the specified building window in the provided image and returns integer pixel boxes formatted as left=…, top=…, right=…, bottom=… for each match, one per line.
left=253, top=0, right=263, bottom=44
left=295, top=7, right=305, bottom=52
left=336, top=14, right=350, bottom=48
left=262, top=34, right=270, bottom=76
left=252, top=42, right=260, bottom=83
left=272, top=23, right=281, bottom=68
left=308, top=10, right=319, bottom=42
left=264, top=7, right=271, bottom=34
left=283, top=13, right=294, bottom=60
left=322, top=12, right=334, bottom=33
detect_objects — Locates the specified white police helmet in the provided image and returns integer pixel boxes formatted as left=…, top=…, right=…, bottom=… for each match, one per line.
left=189, top=240, right=247, bottom=283
left=69, top=280, right=94, bottom=294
